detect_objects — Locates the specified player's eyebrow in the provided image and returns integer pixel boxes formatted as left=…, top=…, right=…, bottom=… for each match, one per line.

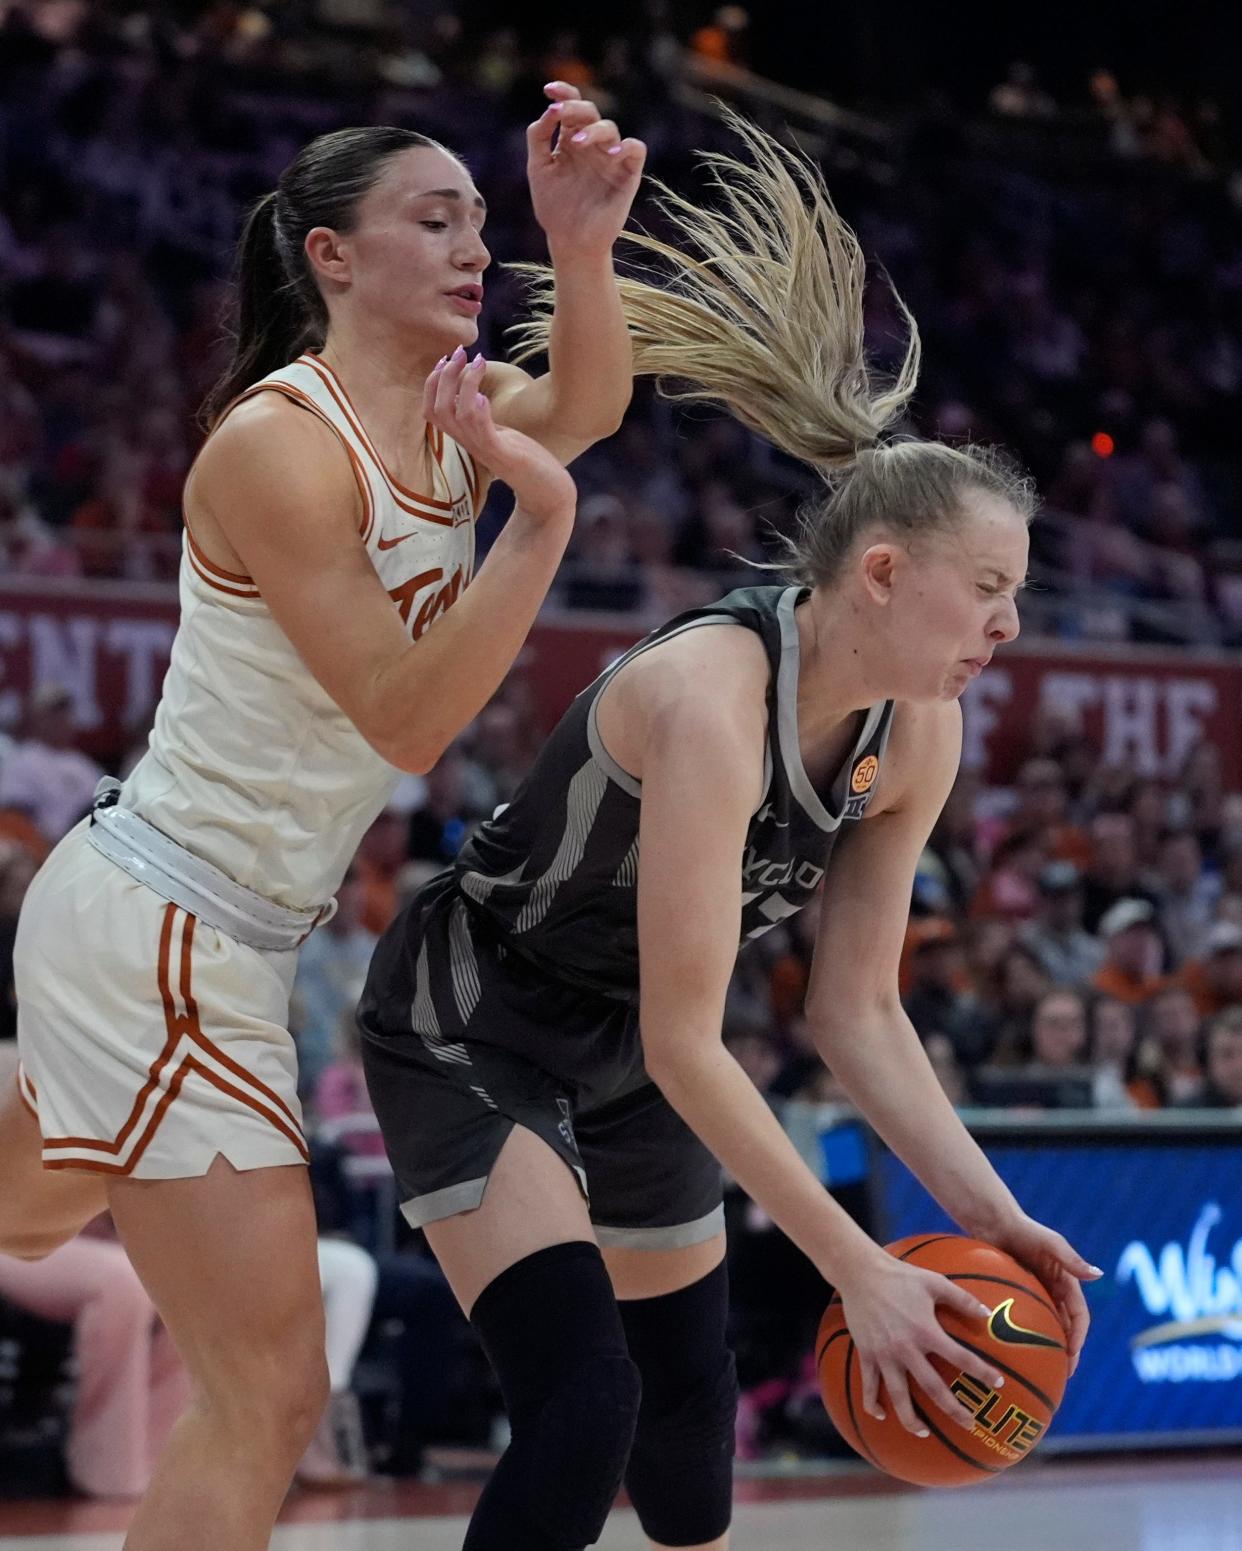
left=415, top=187, right=487, bottom=212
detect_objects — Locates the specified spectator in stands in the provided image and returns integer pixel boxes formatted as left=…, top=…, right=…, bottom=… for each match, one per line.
left=560, top=493, right=642, bottom=612
left=984, top=944, right=1051, bottom=1063
left=1153, top=828, right=1220, bottom=966
left=1087, top=993, right=1143, bottom=1109
left=308, top=1135, right=474, bottom=1477
left=406, top=745, right=476, bottom=866
left=688, top=5, right=749, bottom=67
left=0, top=1226, right=190, bottom=1498
left=1177, top=919, right=1242, bottom=1017
left=1195, top=1007, right=1242, bottom=1108
left=0, top=683, right=104, bottom=845
left=462, top=696, right=542, bottom=812
left=352, top=806, right=410, bottom=937
left=1007, top=759, right=1091, bottom=868
left=970, top=829, right=1046, bottom=921
left=5, top=228, right=101, bottom=365
left=1027, top=988, right=1089, bottom=1072
left=989, top=61, right=1057, bottom=119
left=1127, top=780, right=1174, bottom=873
left=297, top=1227, right=378, bottom=1490
left=315, top=1012, right=386, bottom=1162
left=0, top=841, right=37, bottom=1041
left=1092, top=898, right=1169, bottom=1005
left=922, top=773, right=984, bottom=911
left=901, top=926, right=994, bottom=1066
left=1080, top=813, right=1152, bottom=933
left=1178, top=741, right=1228, bottom=858
left=1113, top=418, right=1214, bottom=537
left=290, top=867, right=377, bottom=1101
left=1022, top=860, right=1107, bottom=988
left=1136, top=985, right=1205, bottom=1106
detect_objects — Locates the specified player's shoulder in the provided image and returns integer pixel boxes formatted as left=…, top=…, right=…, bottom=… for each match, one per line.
left=625, top=616, right=771, bottom=724
left=188, top=390, right=355, bottom=511
left=868, top=699, right=961, bottom=817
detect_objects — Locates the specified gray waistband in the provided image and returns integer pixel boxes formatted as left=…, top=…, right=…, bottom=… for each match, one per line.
left=87, top=782, right=332, bottom=953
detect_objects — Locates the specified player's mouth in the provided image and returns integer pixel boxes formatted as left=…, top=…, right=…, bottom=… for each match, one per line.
left=445, top=284, right=484, bottom=315
left=963, top=655, right=992, bottom=678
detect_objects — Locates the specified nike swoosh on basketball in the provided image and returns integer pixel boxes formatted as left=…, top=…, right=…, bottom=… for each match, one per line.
left=987, top=1298, right=1063, bottom=1349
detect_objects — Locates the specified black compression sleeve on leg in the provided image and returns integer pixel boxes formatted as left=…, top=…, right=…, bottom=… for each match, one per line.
left=465, top=1241, right=641, bottom=1551
left=619, top=1259, right=737, bottom=1547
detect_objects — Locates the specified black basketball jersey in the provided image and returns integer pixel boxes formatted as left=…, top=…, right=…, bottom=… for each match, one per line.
left=454, top=585, right=895, bottom=1002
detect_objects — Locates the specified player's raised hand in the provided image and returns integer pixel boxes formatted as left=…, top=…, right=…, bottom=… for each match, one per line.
left=423, top=349, right=575, bottom=525
left=525, top=81, right=646, bottom=258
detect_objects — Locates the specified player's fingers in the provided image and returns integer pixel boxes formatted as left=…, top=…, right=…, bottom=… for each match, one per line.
left=858, top=1357, right=885, bottom=1423
left=879, top=1360, right=926, bottom=1437
left=543, top=80, right=582, bottom=102
left=934, top=1278, right=993, bottom=1326
left=423, top=356, right=447, bottom=420
left=526, top=102, right=564, bottom=159
left=606, top=136, right=647, bottom=174
left=1052, top=1266, right=1091, bottom=1364
left=452, top=354, right=488, bottom=417
left=567, top=119, right=620, bottom=152
left=555, top=99, right=602, bottom=133
left=931, top=1332, right=1006, bottom=1396
left=907, top=1353, right=976, bottom=1431
left=432, top=346, right=467, bottom=418
left=1057, top=1237, right=1104, bottom=1283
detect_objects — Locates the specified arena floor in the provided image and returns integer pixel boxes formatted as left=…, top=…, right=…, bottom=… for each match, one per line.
left=1, top=1454, right=1239, bottom=1551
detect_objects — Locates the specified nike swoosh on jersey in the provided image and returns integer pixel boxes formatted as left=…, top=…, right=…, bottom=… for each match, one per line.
left=378, top=518, right=470, bottom=549
left=987, top=1298, right=1063, bottom=1349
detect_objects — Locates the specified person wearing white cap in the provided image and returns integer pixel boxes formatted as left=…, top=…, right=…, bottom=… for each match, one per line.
left=1091, top=897, right=1169, bottom=1005
left=1176, top=919, right=1242, bottom=1018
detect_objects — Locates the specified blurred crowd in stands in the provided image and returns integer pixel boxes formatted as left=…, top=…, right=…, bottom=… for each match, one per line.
left=2, top=1, right=1242, bottom=642
left=2, top=0, right=1242, bottom=1498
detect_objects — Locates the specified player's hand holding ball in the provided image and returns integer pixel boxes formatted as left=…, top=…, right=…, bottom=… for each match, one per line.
left=818, top=1227, right=1097, bottom=1486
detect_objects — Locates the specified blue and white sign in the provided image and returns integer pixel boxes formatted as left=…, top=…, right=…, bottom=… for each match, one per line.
left=877, top=1140, right=1242, bottom=1447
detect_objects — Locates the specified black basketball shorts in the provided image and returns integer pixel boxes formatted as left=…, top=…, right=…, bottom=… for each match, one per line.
left=357, top=875, right=723, bottom=1248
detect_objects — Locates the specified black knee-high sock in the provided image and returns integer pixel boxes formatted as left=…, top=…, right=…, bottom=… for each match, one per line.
left=464, top=1242, right=641, bottom=1551
left=620, top=1260, right=736, bottom=1547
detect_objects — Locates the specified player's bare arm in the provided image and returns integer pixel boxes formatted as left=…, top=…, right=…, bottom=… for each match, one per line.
left=188, top=352, right=574, bottom=774
left=625, top=672, right=1001, bottom=1435
left=807, top=698, right=1099, bottom=1377
left=482, top=84, right=645, bottom=467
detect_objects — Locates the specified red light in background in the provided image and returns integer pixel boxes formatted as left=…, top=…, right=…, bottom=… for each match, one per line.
left=1091, top=431, right=1115, bottom=457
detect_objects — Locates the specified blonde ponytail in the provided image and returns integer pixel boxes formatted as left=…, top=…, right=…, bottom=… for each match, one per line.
left=509, top=110, right=1037, bottom=586
left=508, top=107, right=919, bottom=473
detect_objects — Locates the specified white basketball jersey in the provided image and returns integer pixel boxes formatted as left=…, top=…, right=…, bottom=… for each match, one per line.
left=121, top=352, right=480, bottom=912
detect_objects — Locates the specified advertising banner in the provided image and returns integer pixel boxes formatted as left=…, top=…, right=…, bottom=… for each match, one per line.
left=0, top=583, right=1239, bottom=785
left=877, top=1132, right=1242, bottom=1448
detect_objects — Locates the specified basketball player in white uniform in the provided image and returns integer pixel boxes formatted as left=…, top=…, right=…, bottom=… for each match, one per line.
left=0, top=87, right=647, bottom=1550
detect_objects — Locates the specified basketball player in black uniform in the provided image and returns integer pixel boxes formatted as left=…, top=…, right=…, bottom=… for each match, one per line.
left=360, top=118, right=1101, bottom=1551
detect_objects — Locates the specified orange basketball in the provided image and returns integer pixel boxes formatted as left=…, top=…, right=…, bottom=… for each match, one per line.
left=816, top=1233, right=1070, bottom=1487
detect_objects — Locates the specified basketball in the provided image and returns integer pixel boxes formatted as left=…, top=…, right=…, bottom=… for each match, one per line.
left=816, top=1233, right=1070, bottom=1487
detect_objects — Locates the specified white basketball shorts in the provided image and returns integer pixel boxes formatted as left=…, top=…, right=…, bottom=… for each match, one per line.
left=15, top=822, right=309, bottom=1178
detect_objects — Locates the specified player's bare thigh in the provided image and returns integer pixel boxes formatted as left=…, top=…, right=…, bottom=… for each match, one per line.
left=0, top=1075, right=108, bottom=1259
left=424, top=1124, right=596, bottom=1314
